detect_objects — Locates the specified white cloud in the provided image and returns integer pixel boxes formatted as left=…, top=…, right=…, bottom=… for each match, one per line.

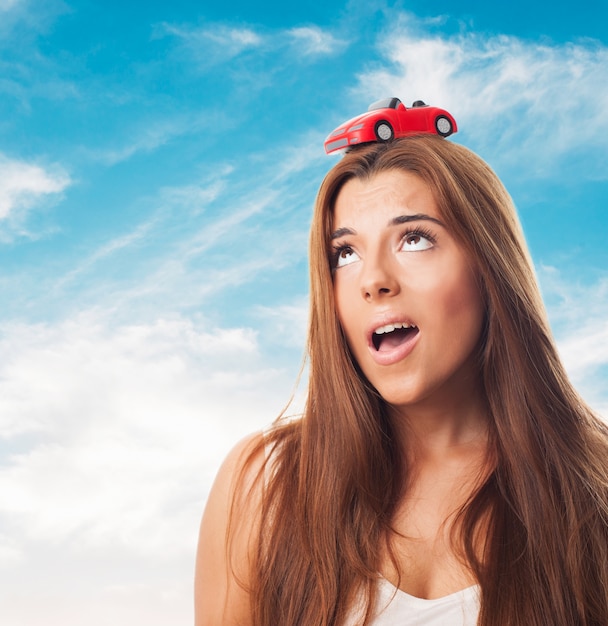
left=157, top=22, right=264, bottom=66
left=540, top=267, right=608, bottom=416
left=0, top=532, right=21, bottom=562
left=288, top=26, right=346, bottom=56
left=157, top=20, right=346, bottom=70
left=1, top=580, right=193, bottom=626
left=159, top=22, right=263, bottom=48
left=215, top=26, right=262, bottom=49
left=254, top=297, right=309, bottom=349
left=355, top=16, right=608, bottom=175
left=0, top=312, right=292, bottom=551
left=0, top=308, right=303, bottom=624
left=0, top=153, right=70, bottom=220
left=558, top=320, right=608, bottom=378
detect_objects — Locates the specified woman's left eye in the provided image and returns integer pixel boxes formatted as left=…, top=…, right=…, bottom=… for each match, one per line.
left=400, top=230, right=435, bottom=251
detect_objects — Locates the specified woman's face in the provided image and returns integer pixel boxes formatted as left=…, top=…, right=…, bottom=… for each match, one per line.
left=331, top=169, right=485, bottom=413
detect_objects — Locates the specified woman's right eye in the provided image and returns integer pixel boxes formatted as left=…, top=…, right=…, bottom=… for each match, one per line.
left=333, top=246, right=360, bottom=268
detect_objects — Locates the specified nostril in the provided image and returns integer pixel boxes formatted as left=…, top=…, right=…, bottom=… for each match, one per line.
left=361, top=273, right=400, bottom=300
left=364, top=285, right=393, bottom=300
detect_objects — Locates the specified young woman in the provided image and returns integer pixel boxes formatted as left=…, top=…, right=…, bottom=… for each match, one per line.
left=195, top=134, right=608, bottom=625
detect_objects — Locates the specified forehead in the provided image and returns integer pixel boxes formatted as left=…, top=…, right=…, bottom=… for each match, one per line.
left=332, top=169, right=439, bottom=226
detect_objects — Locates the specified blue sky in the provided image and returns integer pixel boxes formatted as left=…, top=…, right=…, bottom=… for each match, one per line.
left=0, top=1, right=607, bottom=624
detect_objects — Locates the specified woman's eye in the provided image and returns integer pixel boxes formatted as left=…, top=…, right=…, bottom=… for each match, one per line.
left=401, top=232, right=434, bottom=251
left=335, top=246, right=360, bottom=268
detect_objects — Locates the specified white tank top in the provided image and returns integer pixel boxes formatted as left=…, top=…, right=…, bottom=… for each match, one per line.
left=344, top=578, right=480, bottom=626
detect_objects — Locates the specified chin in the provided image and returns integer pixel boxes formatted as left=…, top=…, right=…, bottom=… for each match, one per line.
left=371, top=381, right=428, bottom=409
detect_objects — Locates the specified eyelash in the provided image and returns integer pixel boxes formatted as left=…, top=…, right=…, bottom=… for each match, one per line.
left=330, top=226, right=438, bottom=268
left=400, top=226, right=437, bottom=247
left=330, top=243, right=354, bottom=269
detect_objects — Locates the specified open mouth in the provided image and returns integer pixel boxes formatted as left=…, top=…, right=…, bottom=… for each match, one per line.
left=372, top=323, right=419, bottom=352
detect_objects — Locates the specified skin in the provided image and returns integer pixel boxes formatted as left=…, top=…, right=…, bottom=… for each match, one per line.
left=194, top=433, right=262, bottom=626
left=332, top=170, right=490, bottom=598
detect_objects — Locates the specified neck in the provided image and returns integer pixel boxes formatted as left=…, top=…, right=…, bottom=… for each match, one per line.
left=389, top=379, right=490, bottom=465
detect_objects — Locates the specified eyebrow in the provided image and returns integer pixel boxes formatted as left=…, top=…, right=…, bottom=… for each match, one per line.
left=330, top=213, right=445, bottom=240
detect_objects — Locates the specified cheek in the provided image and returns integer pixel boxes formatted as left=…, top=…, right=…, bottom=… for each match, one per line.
left=334, top=274, right=355, bottom=325
left=448, top=270, right=481, bottom=312
left=439, top=269, right=485, bottom=344
left=333, top=281, right=346, bottom=326
left=413, top=253, right=483, bottom=332
left=334, top=281, right=366, bottom=355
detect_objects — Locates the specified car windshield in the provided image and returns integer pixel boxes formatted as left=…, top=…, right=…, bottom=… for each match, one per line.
left=367, top=97, right=402, bottom=112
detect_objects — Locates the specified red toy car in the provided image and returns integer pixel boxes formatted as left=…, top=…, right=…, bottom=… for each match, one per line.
left=324, top=97, right=457, bottom=154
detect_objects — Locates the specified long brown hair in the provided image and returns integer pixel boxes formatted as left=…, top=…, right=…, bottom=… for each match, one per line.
left=233, top=135, right=608, bottom=625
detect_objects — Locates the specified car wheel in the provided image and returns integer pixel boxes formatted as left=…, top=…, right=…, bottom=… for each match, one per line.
left=435, top=115, right=453, bottom=137
left=374, top=121, right=394, bottom=142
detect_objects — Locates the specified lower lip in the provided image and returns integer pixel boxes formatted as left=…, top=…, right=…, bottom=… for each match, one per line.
left=368, top=330, right=420, bottom=366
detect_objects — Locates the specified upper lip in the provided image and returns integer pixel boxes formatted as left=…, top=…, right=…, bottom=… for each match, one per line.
left=366, top=314, right=418, bottom=348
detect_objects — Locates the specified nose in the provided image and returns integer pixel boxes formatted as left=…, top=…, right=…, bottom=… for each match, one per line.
left=360, top=254, right=401, bottom=301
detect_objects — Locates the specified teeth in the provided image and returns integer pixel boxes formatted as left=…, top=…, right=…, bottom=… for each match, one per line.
left=374, top=322, right=416, bottom=335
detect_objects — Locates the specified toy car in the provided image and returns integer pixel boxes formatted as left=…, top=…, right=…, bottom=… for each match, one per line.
left=324, top=97, right=457, bottom=154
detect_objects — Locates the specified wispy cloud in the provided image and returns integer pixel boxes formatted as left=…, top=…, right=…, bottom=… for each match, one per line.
left=88, top=124, right=184, bottom=166
left=157, top=20, right=347, bottom=69
left=39, top=138, right=322, bottom=320
left=155, top=22, right=264, bottom=68
left=355, top=14, right=608, bottom=175
left=0, top=154, right=69, bottom=219
left=559, top=320, right=608, bottom=380
left=0, top=153, right=70, bottom=238
left=288, top=26, right=347, bottom=56
left=160, top=22, right=263, bottom=51
left=82, top=109, right=231, bottom=165
left=540, top=266, right=608, bottom=416
left=44, top=165, right=252, bottom=308
left=53, top=218, right=160, bottom=294
left=94, top=192, right=304, bottom=316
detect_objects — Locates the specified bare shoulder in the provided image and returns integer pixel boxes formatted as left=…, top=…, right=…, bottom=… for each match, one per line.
left=194, top=431, right=266, bottom=626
